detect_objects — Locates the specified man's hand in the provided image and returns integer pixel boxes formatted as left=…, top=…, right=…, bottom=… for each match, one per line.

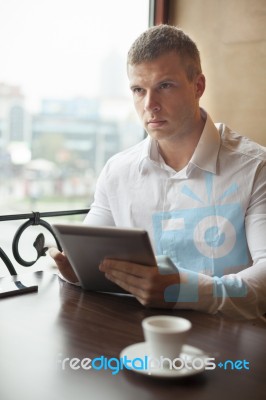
left=99, top=258, right=180, bottom=308
left=49, top=247, right=79, bottom=283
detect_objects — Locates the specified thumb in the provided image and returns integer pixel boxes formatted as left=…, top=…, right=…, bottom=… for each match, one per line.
left=48, top=247, right=78, bottom=283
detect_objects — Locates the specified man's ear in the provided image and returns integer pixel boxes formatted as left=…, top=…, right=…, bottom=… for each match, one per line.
left=194, top=74, right=206, bottom=99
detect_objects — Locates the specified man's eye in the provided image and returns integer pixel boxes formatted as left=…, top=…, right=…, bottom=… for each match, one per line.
left=132, top=87, right=144, bottom=95
left=160, top=83, right=172, bottom=89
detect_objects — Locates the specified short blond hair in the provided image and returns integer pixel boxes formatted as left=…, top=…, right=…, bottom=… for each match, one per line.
left=127, top=25, right=202, bottom=81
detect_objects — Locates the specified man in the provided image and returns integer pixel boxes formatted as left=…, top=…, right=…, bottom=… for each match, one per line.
left=50, top=25, right=266, bottom=320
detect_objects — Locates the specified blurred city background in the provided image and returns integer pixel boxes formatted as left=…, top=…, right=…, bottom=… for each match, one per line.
left=0, top=0, right=149, bottom=275
left=0, top=82, right=144, bottom=212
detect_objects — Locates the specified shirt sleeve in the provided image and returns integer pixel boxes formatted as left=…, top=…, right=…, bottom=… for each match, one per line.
left=173, top=165, right=266, bottom=320
left=83, top=164, right=115, bottom=227
left=173, top=261, right=266, bottom=319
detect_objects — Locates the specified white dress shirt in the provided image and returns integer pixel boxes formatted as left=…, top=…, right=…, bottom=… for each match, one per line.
left=84, top=111, right=266, bottom=319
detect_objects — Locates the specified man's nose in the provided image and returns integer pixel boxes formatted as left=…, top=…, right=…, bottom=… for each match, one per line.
left=144, top=91, right=161, bottom=113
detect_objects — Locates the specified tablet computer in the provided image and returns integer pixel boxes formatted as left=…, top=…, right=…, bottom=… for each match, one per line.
left=52, top=224, right=156, bottom=293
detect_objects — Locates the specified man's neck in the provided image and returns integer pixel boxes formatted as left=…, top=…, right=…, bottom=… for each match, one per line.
left=157, top=115, right=206, bottom=172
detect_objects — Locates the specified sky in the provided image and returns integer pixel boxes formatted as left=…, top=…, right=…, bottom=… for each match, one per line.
left=0, top=0, right=149, bottom=111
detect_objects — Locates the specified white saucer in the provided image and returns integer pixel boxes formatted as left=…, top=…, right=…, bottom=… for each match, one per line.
left=120, top=342, right=208, bottom=378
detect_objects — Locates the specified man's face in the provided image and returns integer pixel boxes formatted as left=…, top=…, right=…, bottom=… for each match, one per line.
left=128, top=51, right=205, bottom=143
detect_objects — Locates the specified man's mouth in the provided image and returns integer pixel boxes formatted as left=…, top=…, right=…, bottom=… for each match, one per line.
left=147, top=119, right=166, bottom=128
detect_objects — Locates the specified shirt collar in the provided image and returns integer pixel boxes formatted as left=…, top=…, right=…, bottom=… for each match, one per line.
left=189, top=111, right=220, bottom=174
left=138, top=136, right=157, bottom=171
left=138, top=110, right=221, bottom=175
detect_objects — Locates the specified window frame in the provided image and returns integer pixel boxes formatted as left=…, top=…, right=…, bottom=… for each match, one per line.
left=149, top=0, right=170, bottom=26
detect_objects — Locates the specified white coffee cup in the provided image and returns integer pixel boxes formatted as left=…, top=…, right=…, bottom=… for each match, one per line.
left=142, top=315, right=192, bottom=360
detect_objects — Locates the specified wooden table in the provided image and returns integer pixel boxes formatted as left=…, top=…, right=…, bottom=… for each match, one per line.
left=0, top=271, right=265, bottom=400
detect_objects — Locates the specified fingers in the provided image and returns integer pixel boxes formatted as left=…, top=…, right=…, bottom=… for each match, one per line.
left=100, top=258, right=179, bottom=308
left=49, top=247, right=65, bottom=263
left=49, top=247, right=78, bottom=283
left=99, top=258, right=157, bottom=278
left=105, top=271, right=147, bottom=299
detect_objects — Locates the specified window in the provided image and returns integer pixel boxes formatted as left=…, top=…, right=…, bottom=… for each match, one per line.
left=0, top=0, right=149, bottom=275
left=0, top=0, right=149, bottom=213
